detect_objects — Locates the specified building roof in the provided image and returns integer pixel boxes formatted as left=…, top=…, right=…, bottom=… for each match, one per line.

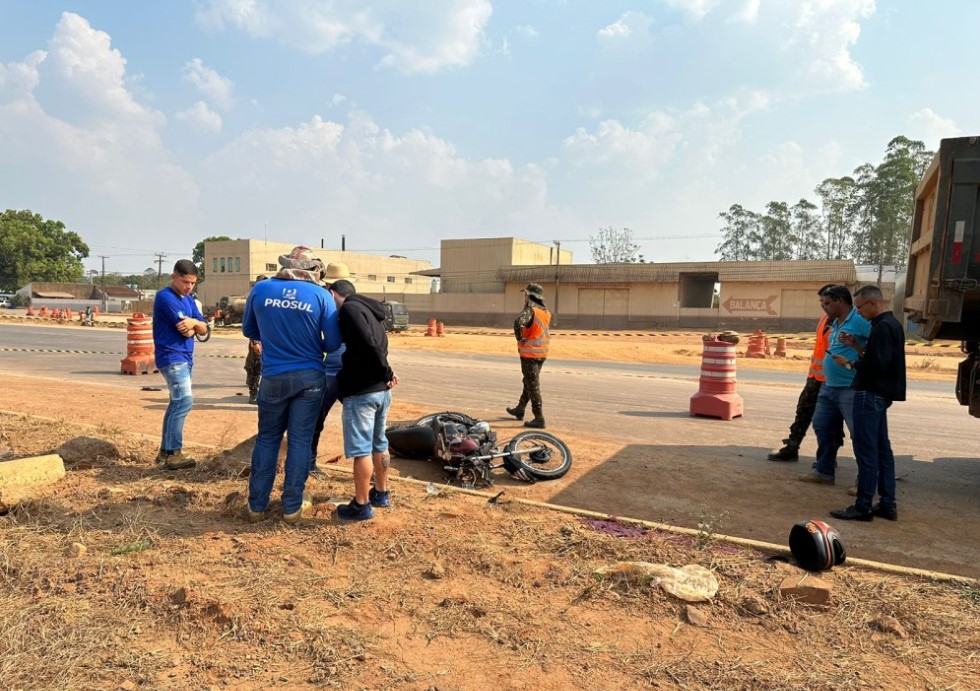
left=98, top=285, right=141, bottom=298
left=33, top=290, right=77, bottom=299
left=498, top=259, right=858, bottom=284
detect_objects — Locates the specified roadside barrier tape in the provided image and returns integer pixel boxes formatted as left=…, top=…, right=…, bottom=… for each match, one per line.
left=0, top=346, right=245, bottom=359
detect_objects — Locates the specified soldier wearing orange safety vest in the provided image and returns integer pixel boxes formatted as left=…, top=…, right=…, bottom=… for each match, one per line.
left=506, top=283, right=551, bottom=429
left=768, top=284, right=837, bottom=462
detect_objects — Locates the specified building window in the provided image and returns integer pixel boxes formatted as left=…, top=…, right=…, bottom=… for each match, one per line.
left=227, top=257, right=233, bottom=272
left=386, top=276, right=396, bottom=283
left=235, top=257, right=241, bottom=272
left=404, top=277, right=413, bottom=284
left=678, top=272, right=718, bottom=308
left=212, top=258, right=218, bottom=273
left=368, top=274, right=377, bottom=281
left=220, top=258, right=226, bottom=273
left=266, top=263, right=277, bottom=272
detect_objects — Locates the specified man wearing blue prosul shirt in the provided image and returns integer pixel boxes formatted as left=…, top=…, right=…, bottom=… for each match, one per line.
left=153, top=260, right=209, bottom=471
left=798, top=285, right=871, bottom=486
left=242, top=246, right=342, bottom=524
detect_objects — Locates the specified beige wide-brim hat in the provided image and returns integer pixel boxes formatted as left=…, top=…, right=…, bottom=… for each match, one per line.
left=324, top=262, right=355, bottom=282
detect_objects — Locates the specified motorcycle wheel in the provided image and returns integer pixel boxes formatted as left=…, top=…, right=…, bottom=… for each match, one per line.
left=504, top=431, right=572, bottom=481
left=412, top=411, right=478, bottom=427
left=194, top=327, right=212, bottom=343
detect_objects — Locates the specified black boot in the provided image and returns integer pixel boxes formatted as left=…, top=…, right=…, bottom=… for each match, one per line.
left=248, top=389, right=258, bottom=405
left=767, top=439, right=799, bottom=462
left=506, top=406, right=525, bottom=420
left=524, top=417, right=546, bottom=429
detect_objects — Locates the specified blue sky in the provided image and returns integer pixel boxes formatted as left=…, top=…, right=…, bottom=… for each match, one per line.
left=0, top=1, right=974, bottom=275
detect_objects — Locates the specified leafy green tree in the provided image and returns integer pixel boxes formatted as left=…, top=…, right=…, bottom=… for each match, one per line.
left=0, top=209, right=88, bottom=291
left=715, top=204, right=759, bottom=260
left=192, top=235, right=231, bottom=283
left=790, top=198, right=823, bottom=260
left=590, top=227, right=644, bottom=263
left=815, top=176, right=858, bottom=259
left=757, top=201, right=794, bottom=261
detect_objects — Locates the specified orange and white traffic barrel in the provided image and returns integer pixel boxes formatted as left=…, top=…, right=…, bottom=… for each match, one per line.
left=120, top=313, right=157, bottom=375
left=690, top=339, right=744, bottom=421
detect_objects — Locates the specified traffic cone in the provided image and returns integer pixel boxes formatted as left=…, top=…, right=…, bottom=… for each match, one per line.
left=774, top=337, right=786, bottom=358
left=436, top=321, right=445, bottom=337
left=425, top=318, right=436, bottom=337
left=746, top=330, right=768, bottom=358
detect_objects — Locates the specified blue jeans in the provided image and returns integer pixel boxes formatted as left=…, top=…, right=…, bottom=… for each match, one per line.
left=249, top=368, right=325, bottom=515
left=160, top=362, right=193, bottom=452
left=811, top=385, right=855, bottom=480
left=341, top=390, right=391, bottom=458
left=310, top=374, right=341, bottom=465
left=852, top=391, right=896, bottom=512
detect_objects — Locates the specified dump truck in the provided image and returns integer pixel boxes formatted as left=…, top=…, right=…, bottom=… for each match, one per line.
left=383, top=301, right=409, bottom=332
left=903, top=136, right=980, bottom=417
left=216, top=295, right=248, bottom=326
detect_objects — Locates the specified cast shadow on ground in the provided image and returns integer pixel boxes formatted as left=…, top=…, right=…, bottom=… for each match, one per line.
left=619, top=411, right=692, bottom=418
left=548, top=443, right=980, bottom=577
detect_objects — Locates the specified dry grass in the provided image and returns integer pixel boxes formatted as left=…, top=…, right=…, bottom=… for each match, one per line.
left=1, top=411, right=980, bottom=689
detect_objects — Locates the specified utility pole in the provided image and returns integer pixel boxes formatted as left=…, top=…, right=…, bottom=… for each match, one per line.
left=553, top=240, right=561, bottom=327
left=98, top=255, right=108, bottom=312
left=155, top=253, right=167, bottom=289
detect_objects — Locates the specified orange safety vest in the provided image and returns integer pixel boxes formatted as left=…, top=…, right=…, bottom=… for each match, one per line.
left=808, top=313, right=830, bottom=381
left=519, top=307, right=551, bottom=359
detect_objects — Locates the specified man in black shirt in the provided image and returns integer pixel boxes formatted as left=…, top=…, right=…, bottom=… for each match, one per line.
left=829, top=285, right=906, bottom=521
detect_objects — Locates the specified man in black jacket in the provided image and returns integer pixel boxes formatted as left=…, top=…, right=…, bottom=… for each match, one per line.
left=830, top=285, right=906, bottom=521
left=329, top=280, right=398, bottom=521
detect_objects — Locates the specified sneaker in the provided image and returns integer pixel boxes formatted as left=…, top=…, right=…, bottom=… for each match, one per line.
left=369, top=487, right=390, bottom=508
left=798, top=472, right=834, bottom=485
left=246, top=508, right=267, bottom=523
left=505, top=406, right=525, bottom=421
left=336, top=499, right=374, bottom=522
left=767, top=445, right=799, bottom=462
left=282, top=492, right=313, bottom=525
left=248, top=391, right=258, bottom=405
left=160, top=450, right=196, bottom=471
left=873, top=503, right=898, bottom=521
left=523, top=417, right=546, bottom=429
left=309, top=463, right=327, bottom=480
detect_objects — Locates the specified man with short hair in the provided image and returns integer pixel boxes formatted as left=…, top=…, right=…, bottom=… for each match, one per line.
left=330, top=279, right=397, bottom=521
left=242, top=247, right=341, bottom=524
left=505, top=283, right=551, bottom=429
left=768, top=284, right=837, bottom=461
left=153, top=259, right=209, bottom=470
left=830, top=286, right=906, bottom=521
left=798, top=285, right=871, bottom=486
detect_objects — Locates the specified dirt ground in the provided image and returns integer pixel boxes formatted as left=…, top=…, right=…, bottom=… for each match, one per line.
left=1, top=317, right=978, bottom=689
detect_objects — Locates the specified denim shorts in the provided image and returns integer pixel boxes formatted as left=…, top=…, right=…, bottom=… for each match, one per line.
left=341, top=389, right=391, bottom=458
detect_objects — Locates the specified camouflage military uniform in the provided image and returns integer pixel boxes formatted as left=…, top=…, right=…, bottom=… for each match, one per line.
left=513, top=304, right=546, bottom=419
left=245, top=340, right=262, bottom=404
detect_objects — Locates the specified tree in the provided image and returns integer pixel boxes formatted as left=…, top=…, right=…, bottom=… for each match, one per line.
left=590, top=227, right=644, bottom=263
left=192, top=235, right=231, bottom=284
left=715, top=204, right=759, bottom=260
left=757, top=201, right=794, bottom=261
left=815, top=176, right=858, bottom=259
left=790, top=198, right=823, bottom=260
left=0, top=209, right=88, bottom=291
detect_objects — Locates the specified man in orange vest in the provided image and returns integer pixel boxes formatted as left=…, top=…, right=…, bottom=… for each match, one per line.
left=506, top=283, right=551, bottom=429
left=768, top=284, right=837, bottom=461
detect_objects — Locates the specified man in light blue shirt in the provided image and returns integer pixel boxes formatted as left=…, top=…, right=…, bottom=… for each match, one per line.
left=799, top=285, right=870, bottom=485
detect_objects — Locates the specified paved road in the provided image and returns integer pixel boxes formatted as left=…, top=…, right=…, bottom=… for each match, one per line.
left=2, top=323, right=978, bottom=577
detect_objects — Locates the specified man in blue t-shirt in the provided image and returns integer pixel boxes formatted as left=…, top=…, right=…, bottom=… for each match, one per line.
left=153, top=259, right=209, bottom=471
left=242, top=246, right=342, bottom=524
left=798, top=285, right=871, bottom=486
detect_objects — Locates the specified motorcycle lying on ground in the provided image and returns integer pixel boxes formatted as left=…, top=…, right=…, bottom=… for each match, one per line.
left=386, top=411, right=572, bottom=488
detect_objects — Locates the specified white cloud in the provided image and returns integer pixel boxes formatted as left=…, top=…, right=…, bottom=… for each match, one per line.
left=728, top=0, right=760, bottom=24
left=182, top=58, right=234, bottom=110
left=516, top=25, right=539, bottom=39
left=906, top=109, right=961, bottom=146
left=195, top=0, right=493, bottom=75
left=597, top=11, right=653, bottom=47
left=176, top=101, right=223, bottom=133
left=0, top=51, right=45, bottom=103
left=660, top=0, right=721, bottom=21
left=790, top=0, right=875, bottom=91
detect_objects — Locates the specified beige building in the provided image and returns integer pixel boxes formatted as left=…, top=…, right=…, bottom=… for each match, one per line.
left=199, top=239, right=433, bottom=307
